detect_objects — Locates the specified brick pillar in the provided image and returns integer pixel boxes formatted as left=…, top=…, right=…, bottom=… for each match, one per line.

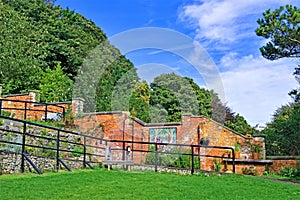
left=72, top=98, right=85, bottom=115
left=28, top=90, right=40, bottom=102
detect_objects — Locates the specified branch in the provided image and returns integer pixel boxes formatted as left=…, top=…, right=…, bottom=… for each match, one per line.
left=287, top=37, right=300, bottom=45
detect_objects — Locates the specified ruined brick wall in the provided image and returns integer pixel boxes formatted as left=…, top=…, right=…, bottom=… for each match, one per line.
left=1, top=93, right=270, bottom=174
left=1, top=92, right=71, bottom=120
left=268, top=159, right=299, bottom=174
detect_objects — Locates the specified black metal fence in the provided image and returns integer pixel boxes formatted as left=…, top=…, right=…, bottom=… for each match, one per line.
left=0, top=98, right=66, bottom=121
left=0, top=115, right=236, bottom=175
left=108, top=140, right=236, bottom=174
left=0, top=115, right=104, bottom=174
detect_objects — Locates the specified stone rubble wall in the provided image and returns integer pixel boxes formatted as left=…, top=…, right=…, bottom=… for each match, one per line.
left=0, top=151, right=101, bottom=174
left=0, top=119, right=103, bottom=174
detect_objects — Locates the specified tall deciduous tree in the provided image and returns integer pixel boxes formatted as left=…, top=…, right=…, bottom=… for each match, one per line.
left=150, top=73, right=199, bottom=122
left=0, top=0, right=106, bottom=94
left=0, top=3, right=42, bottom=94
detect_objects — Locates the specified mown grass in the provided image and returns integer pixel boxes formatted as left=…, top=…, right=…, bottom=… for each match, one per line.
left=0, top=169, right=299, bottom=200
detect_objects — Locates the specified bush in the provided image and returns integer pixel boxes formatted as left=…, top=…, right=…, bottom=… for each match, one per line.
left=145, top=146, right=200, bottom=169
left=71, top=147, right=84, bottom=157
left=280, top=167, right=300, bottom=178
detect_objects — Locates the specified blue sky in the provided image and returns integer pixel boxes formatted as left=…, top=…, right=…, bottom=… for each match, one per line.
left=55, top=0, right=299, bottom=126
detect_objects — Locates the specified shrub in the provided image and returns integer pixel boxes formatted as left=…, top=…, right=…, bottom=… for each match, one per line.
left=280, top=167, right=300, bottom=178
left=145, top=146, right=200, bottom=169
left=71, top=147, right=84, bottom=157
left=213, top=159, right=221, bottom=172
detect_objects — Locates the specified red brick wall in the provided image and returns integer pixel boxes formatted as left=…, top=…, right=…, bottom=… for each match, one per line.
left=268, top=159, right=298, bottom=174
left=73, top=112, right=265, bottom=169
left=1, top=93, right=70, bottom=120
left=2, top=93, right=268, bottom=174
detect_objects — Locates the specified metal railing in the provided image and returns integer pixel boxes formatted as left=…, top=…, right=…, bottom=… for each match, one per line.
left=0, top=115, right=104, bottom=174
left=108, top=139, right=236, bottom=174
left=0, top=115, right=236, bottom=174
left=0, top=99, right=66, bottom=121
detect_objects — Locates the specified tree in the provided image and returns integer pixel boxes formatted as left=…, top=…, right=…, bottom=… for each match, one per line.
left=224, top=113, right=258, bottom=135
left=39, top=63, right=73, bottom=102
left=185, top=77, right=212, bottom=117
left=99, top=56, right=138, bottom=112
left=255, top=5, right=300, bottom=60
left=210, top=91, right=226, bottom=124
left=150, top=73, right=199, bottom=122
left=0, top=3, right=42, bottom=94
left=288, top=66, right=300, bottom=102
left=1, top=0, right=106, bottom=77
left=129, top=81, right=151, bottom=123
left=0, top=0, right=107, bottom=95
left=256, top=5, right=300, bottom=155
left=262, top=103, right=300, bottom=156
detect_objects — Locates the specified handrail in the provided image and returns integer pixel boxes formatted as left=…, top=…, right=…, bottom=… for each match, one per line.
left=109, top=139, right=235, bottom=174
left=0, top=115, right=236, bottom=174
left=0, top=98, right=66, bottom=121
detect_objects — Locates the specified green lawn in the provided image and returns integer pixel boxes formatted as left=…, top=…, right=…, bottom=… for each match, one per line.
left=0, top=169, right=299, bottom=200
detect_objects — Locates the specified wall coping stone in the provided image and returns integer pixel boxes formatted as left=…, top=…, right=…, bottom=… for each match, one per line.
left=223, top=158, right=273, bottom=164
left=82, top=111, right=124, bottom=115
left=134, top=117, right=181, bottom=127
left=267, top=156, right=300, bottom=160
left=2, top=93, right=30, bottom=97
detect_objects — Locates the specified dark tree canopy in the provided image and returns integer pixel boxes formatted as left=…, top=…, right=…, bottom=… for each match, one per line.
left=262, top=103, right=300, bottom=156
left=256, top=4, right=300, bottom=60
left=150, top=73, right=203, bottom=122
left=0, top=0, right=106, bottom=95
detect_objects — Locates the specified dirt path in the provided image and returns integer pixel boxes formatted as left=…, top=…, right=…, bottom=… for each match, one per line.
left=262, top=177, right=300, bottom=186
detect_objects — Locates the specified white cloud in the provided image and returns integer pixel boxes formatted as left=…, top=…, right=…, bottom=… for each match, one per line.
left=180, top=0, right=294, bottom=44
left=179, top=0, right=299, bottom=126
left=220, top=55, right=298, bottom=126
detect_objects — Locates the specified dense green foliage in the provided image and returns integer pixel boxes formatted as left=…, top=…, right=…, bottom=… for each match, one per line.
left=148, top=73, right=255, bottom=135
left=289, top=66, right=300, bottom=102
left=0, top=2, right=41, bottom=93
left=0, top=0, right=254, bottom=134
left=262, top=103, right=300, bottom=156
left=256, top=5, right=300, bottom=60
left=39, top=64, right=73, bottom=102
left=129, top=81, right=151, bottom=122
left=1, top=170, right=300, bottom=200
left=225, top=113, right=258, bottom=135
left=0, top=0, right=106, bottom=97
left=150, top=73, right=210, bottom=122
left=72, top=41, right=139, bottom=113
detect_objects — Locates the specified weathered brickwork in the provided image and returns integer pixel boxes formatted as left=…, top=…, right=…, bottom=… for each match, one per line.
left=1, top=92, right=75, bottom=120
left=74, top=112, right=268, bottom=173
left=268, top=159, right=298, bottom=173
left=4, top=92, right=296, bottom=175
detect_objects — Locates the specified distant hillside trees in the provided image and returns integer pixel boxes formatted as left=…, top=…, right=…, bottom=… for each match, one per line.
left=148, top=73, right=255, bottom=135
